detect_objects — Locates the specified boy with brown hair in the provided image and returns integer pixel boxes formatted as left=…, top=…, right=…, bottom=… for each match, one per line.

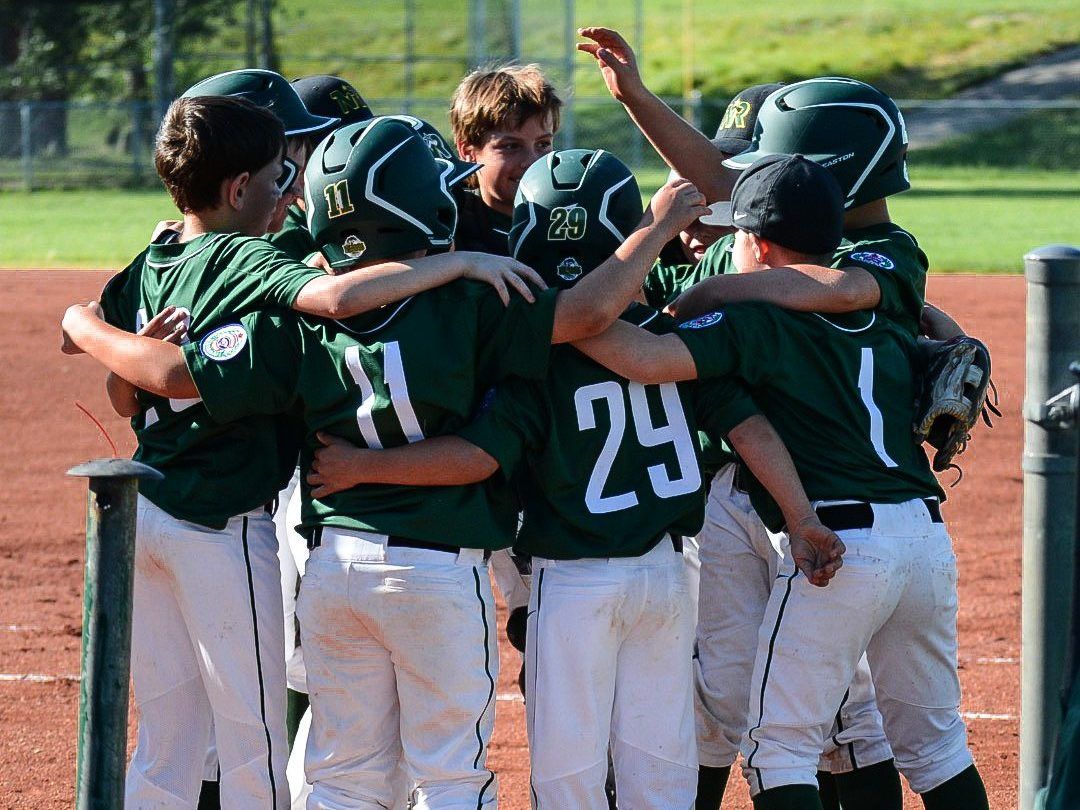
left=63, top=95, right=541, bottom=809
left=450, top=63, right=562, bottom=254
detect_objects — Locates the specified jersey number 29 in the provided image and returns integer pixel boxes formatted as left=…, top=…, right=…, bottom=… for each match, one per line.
left=574, top=381, right=701, bottom=514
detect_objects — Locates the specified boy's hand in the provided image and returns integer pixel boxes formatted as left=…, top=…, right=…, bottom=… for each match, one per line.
left=787, top=516, right=845, bottom=587
left=151, top=219, right=182, bottom=241
left=138, top=305, right=189, bottom=345
left=646, top=178, right=709, bottom=240
left=458, top=253, right=547, bottom=306
left=577, top=27, right=646, bottom=103
left=306, top=251, right=333, bottom=272
left=308, top=432, right=371, bottom=498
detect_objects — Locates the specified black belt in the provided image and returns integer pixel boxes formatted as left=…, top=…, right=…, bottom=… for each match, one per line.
left=815, top=499, right=942, bottom=532
left=309, top=526, right=491, bottom=559
left=670, top=535, right=684, bottom=553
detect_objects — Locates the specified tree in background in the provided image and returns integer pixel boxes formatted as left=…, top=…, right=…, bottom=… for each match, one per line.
left=0, top=0, right=247, bottom=161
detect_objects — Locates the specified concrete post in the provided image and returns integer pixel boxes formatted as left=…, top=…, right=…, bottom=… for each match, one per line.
left=67, top=458, right=162, bottom=810
left=1021, top=244, right=1080, bottom=808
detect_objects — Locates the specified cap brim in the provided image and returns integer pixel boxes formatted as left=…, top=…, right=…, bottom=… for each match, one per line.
left=711, top=136, right=752, bottom=156
left=721, top=147, right=774, bottom=170
left=698, top=201, right=733, bottom=227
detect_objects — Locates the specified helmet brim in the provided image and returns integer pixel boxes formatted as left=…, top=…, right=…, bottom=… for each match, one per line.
left=446, top=159, right=482, bottom=187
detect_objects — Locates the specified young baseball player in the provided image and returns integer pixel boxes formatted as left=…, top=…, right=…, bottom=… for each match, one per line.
left=450, top=63, right=561, bottom=254
left=300, top=147, right=844, bottom=810
left=60, top=97, right=546, bottom=809
left=264, top=75, right=375, bottom=262
left=63, top=117, right=710, bottom=808
left=576, top=29, right=902, bottom=805
left=572, top=153, right=990, bottom=810
left=579, top=30, right=972, bottom=805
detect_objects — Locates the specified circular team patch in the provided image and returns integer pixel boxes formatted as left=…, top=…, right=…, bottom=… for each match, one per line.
left=678, top=311, right=724, bottom=329
left=850, top=251, right=895, bottom=270
left=556, top=257, right=583, bottom=282
left=200, top=323, right=247, bottom=362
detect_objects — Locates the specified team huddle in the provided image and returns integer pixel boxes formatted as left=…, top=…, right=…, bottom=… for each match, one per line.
left=61, top=24, right=996, bottom=810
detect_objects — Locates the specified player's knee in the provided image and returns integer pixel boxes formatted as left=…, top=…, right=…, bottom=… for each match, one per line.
left=886, top=707, right=972, bottom=794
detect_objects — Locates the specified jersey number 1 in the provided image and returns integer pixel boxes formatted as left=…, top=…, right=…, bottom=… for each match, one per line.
left=574, top=381, right=701, bottom=514
left=857, top=347, right=899, bottom=468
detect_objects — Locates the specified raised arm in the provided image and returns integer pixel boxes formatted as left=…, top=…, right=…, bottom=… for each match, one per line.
left=551, top=178, right=708, bottom=343
left=726, top=415, right=844, bottom=587
left=577, top=26, right=736, bottom=205
left=306, top=433, right=499, bottom=498
left=670, top=265, right=881, bottom=321
left=292, top=251, right=546, bottom=318
left=62, top=303, right=198, bottom=399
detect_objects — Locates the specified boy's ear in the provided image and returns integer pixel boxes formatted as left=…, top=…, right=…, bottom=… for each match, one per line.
left=456, top=138, right=476, bottom=162
left=224, top=172, right=252, bottom=211
left=751, top=233, right=769, bottom=263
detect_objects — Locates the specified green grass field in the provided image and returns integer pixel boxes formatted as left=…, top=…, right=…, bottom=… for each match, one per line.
left=2, top=166, right=1074, bottom=272
left=252, top=0, right=1080, bottom=104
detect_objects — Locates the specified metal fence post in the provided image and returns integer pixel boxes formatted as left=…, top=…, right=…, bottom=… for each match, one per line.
left=20, top=101, right=33, bottom=191
left=562, top=0, right=576, bottom=148
left=67, top=458, right=162, bottom=810
left=1021, top=244, right=1080, bottom=809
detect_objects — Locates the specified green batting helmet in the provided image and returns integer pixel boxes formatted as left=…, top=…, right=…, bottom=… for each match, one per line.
left=182, top=69, right=338, bottom=137
left=509, top=149, right=642, bottom=288
left=304, top=116, right=457, bottom=268
left=347, top=114, right=480, bottom=187
left=724, top=77, right=910, bottom=208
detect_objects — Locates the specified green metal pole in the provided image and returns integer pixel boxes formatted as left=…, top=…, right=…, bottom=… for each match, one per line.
left=1021, top=244, right=1080, bottom=809
left=68, top=458, right=162, bottom=810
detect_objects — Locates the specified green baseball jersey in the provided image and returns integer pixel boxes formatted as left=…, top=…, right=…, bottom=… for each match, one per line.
left=669, top=224, right=928, bottom=336
left=265, top=203, right=318, bottom=262
left=642, top=239, right=740, bottom=474
left=457, top=304, right=759, bottom=560
left=643, top=238, right=734, bottom=310
left=98, top=231, right=326, bottom=528
left=452, top=186, right=513, bottom=255
left=832, top=223, right=928, bottom=337
left=185, top=280, right=559, bottom=549
left=674, top=303, right=943, bottom=530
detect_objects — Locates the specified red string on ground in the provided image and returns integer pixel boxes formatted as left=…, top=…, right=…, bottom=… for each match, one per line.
left=74, top=400, right=119, bottom=458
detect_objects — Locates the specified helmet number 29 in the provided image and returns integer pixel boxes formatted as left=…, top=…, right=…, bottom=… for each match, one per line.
left=574, top=380, right=701, bottom=514
left=548, top=206, right=587, bottom=241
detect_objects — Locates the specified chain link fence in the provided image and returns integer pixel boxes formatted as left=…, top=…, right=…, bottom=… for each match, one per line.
left=2, top=97, right=1077, bottom=190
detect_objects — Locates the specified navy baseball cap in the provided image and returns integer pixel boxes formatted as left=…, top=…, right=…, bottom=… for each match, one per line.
left=703, top=154, right=844, bottom=255
left=291, top=75, right=374, bottom=126
left=711, top=83, right=785, bottom=156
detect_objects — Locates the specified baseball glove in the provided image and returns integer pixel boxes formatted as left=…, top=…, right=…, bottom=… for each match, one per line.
left=913, top=335, right=1001, bottom=479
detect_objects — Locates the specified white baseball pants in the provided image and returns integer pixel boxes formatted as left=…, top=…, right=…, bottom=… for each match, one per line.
left=297, top=527, right=498, bottom=810
left=694, top=465, right=892, bottom=772
left=526, top=538, right=697, bottom=810
left=741, top=498, right=974, bottom=796
left=126, top=496, right=289, bottom=809
left=274, top=468, right=309, bottom=694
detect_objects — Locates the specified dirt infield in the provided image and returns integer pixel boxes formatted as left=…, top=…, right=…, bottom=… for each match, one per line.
left=0, top=271, right=1024, bottom=808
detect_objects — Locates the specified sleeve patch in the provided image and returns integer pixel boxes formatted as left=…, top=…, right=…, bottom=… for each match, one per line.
left=849, top=251, right=895, bottom=270
left=199, top=323, right=248, bottom=361
left=679, top=311, right=724, bottom=329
